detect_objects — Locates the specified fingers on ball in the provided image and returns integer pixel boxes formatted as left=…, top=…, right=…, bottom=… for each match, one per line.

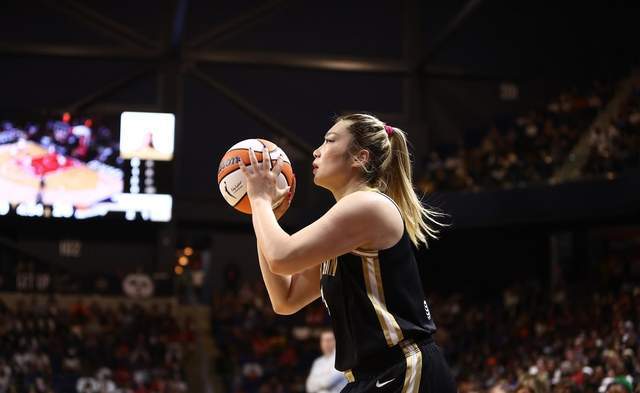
left=262, top=148, right=271, bottom=170
left=272, top=157, right=283, bottom=177
left=248, top=148, right=259, bottom=168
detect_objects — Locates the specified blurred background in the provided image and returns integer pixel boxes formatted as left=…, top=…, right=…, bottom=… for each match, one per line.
left=0, top=1, right=639, bottom=392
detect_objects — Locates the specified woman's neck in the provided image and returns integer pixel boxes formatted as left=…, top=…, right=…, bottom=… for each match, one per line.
left=331, top=178, right=375, bottom=202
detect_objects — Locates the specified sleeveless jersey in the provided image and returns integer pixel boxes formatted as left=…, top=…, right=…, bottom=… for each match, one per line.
left=319, top=193, right=437, bottom=371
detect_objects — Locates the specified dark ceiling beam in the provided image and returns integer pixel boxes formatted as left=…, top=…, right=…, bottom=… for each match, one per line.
left=0, top=42, right=159, bottom=60
left=187, top=0, right=289, bottom=49
left=188, top=50, right=514, bottom=80
left=415, top=0, right=484, bottom=71
left=187, top=50, right=409, bottom=74
left=189, top=67, right=314, bottom=156
left=0, top=44, right=512, bottom=81
left=401, top=0, right=429, bottom=163
left=41, top=0, right=160, bottom=50
left=170, top=0, right=190, bottom=49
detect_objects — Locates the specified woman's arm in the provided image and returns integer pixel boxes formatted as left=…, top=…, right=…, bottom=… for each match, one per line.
left=240, top=148, right=390, bottom=275
left=252, top=191, right=380, bottom=275
left=256, top=240, right=321, bottom=315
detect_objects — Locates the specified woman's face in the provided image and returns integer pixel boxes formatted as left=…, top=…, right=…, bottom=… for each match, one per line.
left=312, top=120, right=356, bottom=190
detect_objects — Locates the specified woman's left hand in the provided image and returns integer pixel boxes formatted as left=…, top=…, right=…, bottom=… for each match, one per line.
left=238, top=147, right=290, bottom=207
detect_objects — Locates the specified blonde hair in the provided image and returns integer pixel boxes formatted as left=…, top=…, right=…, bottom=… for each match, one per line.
left=336, top=113, right=448, bottom=248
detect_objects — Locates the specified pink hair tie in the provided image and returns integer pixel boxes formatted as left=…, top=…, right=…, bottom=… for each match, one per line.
left=384, top=125, right=394, bottom=136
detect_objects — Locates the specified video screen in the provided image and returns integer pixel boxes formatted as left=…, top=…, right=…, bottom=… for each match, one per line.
left=0, top=112, right=173, bottom=222
left=119, top=111, right=175, bottom=161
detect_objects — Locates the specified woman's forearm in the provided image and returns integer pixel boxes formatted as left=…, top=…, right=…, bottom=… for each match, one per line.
left=256, top=240, right=293, bottom=314
left=251, top=197, right=292, bottom=269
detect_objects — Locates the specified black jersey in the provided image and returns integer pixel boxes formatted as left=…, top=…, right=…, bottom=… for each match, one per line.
left=319, top=193, right=437, bottom=372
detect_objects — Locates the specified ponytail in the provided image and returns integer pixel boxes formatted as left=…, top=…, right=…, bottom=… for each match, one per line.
left=337, top=113, right=448, bottom=248
left=382, top=126, right=448, bottom=247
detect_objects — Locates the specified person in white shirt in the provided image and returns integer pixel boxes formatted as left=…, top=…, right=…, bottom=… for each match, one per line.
left=306, top=330, right=348, bottom=393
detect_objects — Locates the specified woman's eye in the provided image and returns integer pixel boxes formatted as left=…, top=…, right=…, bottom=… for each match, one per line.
left=325, top=139, right=334, bottom=143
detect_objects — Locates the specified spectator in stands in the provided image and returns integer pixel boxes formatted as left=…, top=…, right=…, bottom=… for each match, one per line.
left=305, top=330, right=346, bottom=393
left=0, top=298, right=191, bottom=393
left=211, top=278, right=330, bottom=393
left=421, top=79, right=616, bottom=192
left=583, top=82, right=640, bottom=179
left=209, top=248, right=640, bottom=393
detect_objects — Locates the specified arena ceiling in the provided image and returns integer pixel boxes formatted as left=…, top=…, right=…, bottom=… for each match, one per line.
left=1, top=0, right=638, bottom=225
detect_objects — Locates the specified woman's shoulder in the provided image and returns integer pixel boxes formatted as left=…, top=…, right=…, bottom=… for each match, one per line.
left=338, top=190, right=395, bottom=212
left=347, top=190, right=400, bottom=208
left=328, top=190, right=403, bottom=226
left=335, top=191, right=403, bottom=244
left=328, top=192, right=378, bottom=223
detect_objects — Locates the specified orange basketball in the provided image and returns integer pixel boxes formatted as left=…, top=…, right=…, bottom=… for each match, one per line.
left=217, top=138, right=295, bottom=214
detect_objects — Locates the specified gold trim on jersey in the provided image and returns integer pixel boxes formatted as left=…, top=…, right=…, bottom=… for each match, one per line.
left=400, top=340, right=423, bottom=393
left=361, top=256, right=404, bottom=346
left=321, top=257, right=338, bottom=276
left=344, top=369, right=355, bottom=383
left=351, top=248, right=379, bottom=257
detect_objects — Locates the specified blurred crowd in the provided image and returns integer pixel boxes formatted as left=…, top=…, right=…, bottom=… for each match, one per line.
left=582, top=82, right=640, bottom=179
left=211, top=281, right=329, bottom=393
left=211, top=267, right=640, bottom=393
left=0, top=299, right=193, bottom=393
left=0, top=115, right=122, bottom=168
left=419, top=80, right=623, bottom=192
left=436, top=277, right=640, bottom=393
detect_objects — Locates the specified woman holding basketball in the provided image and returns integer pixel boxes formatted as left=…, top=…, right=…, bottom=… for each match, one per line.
left=239, top=113, right=457, bottom=393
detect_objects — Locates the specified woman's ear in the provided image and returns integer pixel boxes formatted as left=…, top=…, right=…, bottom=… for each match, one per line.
left=352, top=149, right=370, bottom=169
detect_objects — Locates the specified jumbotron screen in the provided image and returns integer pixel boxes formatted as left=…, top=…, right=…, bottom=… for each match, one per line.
left=0, top=111, right=173, bottom=222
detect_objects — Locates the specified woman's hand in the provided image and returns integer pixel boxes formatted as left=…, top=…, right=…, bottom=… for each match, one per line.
left=239, top=148, right=291, bottom=213
left=273, top=174, right=295, bottom=220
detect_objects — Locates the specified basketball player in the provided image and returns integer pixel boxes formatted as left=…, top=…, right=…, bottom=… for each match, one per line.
left=239, top=113, right=457, bottom=393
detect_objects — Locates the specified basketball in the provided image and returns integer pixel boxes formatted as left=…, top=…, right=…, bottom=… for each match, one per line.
left=217, top=138, right=295, bottom=214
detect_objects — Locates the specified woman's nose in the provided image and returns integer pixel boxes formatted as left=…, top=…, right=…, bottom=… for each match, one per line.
left=313, top=147, right=320, bottom=158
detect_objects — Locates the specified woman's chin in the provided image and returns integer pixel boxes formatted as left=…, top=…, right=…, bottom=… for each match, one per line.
left=312, top=176, right=329, bottom=189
